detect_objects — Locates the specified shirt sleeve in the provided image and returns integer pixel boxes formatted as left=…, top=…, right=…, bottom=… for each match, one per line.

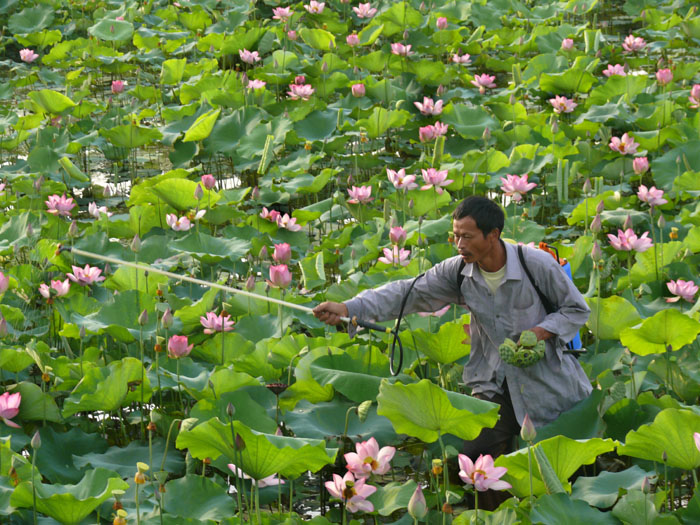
left=344, top=256, right=464, bottom=324
left=527, top=249, right=590, bottom=344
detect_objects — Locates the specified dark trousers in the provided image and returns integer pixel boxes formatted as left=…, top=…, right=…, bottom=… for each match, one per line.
left=462, top=381, right=521, bottom=510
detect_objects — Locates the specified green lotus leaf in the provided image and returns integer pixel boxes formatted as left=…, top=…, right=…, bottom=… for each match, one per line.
left=28, top=89, right=76, bottom=114
left=620, top=309, right=700, bottom=356
left=376, top=2, right=422, bottom=36
left=355, top=106, right=411, bottom=139
left=530, top=493, right=620, bottom=525
left=611, top=490, right=661, bottom=525
left=151, top=178, right=221, bottom=210
left=376, top=379, right=500, bottom=443
left=622, top=241, right=683, bottom=289
left=203, top=107, right=263, bottom=156
left=99, top=124, right=163, bottom=149
left=63, top=357, right=152, bottom=417
left=298, top=251, right=326, bottom=290
left=183, top=108, right=220, bottom=142
left=9, top=5, right=54, bottom=33
left=88, top=19, right=134, bottom=41
left=495, top=436, right=615, bottom=498
left=176, top=418, right=336, bottom=479
left=586, top=296, right=641, bottom=340
left=34, top=427, right=109, bottom=484
left=367, top=479, right=417, bottom=516
left=10, top=468, right=128, bottom=525
left=294, top=109, right=337, bottom=141
left=104, top=265, right=169, bottom=294
left=617, top=408, right=700, bottom=469
left=399, top=314, right=470, bottom=365
left=571, top=466, right=652, bottom=509
left=11, top=381, right=61, bottom=423
left=73, top=438, right=185, bottom=478
left=163, top=475, right=236, bottom=520
left=441, top=104, right=499, bottom=140
left=298, top=27, right=335, bottom=50
left=169, top=232, right=251, bottom=263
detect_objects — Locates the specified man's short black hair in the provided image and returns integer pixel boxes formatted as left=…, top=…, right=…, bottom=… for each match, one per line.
left=452, top=196, right=504, bottom=237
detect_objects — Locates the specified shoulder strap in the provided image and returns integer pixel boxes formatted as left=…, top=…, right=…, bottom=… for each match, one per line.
left=517, top=245, right=556, bottom=314
left=457, top=260, right=466, bottom=289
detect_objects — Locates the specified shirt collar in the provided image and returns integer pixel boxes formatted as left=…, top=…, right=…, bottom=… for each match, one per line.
left=459, top=241, right=524, bottom=281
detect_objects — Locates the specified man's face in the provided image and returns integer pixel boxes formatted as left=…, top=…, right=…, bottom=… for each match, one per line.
left=452, top=216, right=497, bottom=265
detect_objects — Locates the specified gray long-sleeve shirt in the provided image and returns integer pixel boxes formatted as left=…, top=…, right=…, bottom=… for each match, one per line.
left=344, top=241, right=592, bottom=428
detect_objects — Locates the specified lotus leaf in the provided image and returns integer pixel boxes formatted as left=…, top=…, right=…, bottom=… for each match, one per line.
left=620, top=309, right=700, bottom=356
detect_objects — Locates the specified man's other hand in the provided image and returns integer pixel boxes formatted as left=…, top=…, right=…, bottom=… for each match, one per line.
left=530, top=326, right=554, bottom=341
left=313, top=302, right=348, bottom=325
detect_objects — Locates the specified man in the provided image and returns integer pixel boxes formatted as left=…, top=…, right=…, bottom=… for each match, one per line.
left=313, top=196, right=592, bottom=460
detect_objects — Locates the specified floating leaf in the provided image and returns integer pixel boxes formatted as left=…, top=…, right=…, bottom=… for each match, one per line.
left=183, top=108, right=221, bottom=142
left=87, top=19, right=134, bottom=41
left=620, top=309, right=700, bottom=356
left=28, top=89, right=76, bottom=114
left=163, top=475, right=237, bottom=520
left=530, top=493, right=620, bottom=525
left=586, top=296, right=641, bottom=340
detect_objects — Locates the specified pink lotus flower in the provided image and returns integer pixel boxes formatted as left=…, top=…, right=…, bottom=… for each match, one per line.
left=688, top=84, right=700, bottom=108
left=632, top=157, right=649, bottom=175
left=116, top=16, right=124, bottom=21
left=88, top=202, right=112, bottom=219
left=421, top=168, right=453, bottom=194
left=166, top=213, right=193, bottom=231
left=386, top=168, right=418, bottom=191
left=656, top=68, right=673, bottom=86
left=111, top=80, right=125, bottom=94
left=414, top=97, right=443, bottom=116
left=351, top=84, right=365, bottom=97
left=603, top=64, right=627, bottom=77
left=273, top=243, right=292, bottom=263
left=325, top=472, right=376, bottom=513
left=295, top=75, right=306, bottom=85
left=272, top=7, right=293, bottom=21
left=276, top=213, right=302, bottom=232
left=287, top=30, right=297, bottom=40
left=452, top=53, right=471, bottom=65
left=228, top=464, right=284, bottom=488
left=666, top=279, right=698, bottom=303
left=288, top=83, right=315, bottom=100
left=419, top=125, right=437, bottom=143
left=167, top=335, right=193, bottom=358
left=561, top=38, right=574, bottom=51
left=67, top=264, right=105, bottom=286
left=348, top=185, right=373, bottom=204
left=607, top=228, right=653, bottom=252
left=407, top=484, right=428, bottom=519
left=609, top=133, right=639, bottom=155
left=549, top=95, right=577, bottom=114
left=695, top=432, right=700, bottom=452
left=0, top=392, right=21, bottom=428
left=500, top=174, right=536, bottom=202
left=436, top=16, right=448, bottom=30
left=378, top=246, right=411, bottom=266
left=471, top=73, right=496, bottom=94
left=458, top=454, right=512, bottom=492
left=239, top=49, right=261, bottom=64
left=39, top=279, right=70, bottom=299
left=304, top=1, right=325, bottom=14
left=200, top=311, right=235, bottom=334
left=389, top=226, right=407, bottom=245
left=0, top=272, right=8, bottom=294
left=260, top=207, right=281, bottom=223
left=345, top=437, right=396, bottom=477
left=19, top=49, right=38, bottom=63
left=268, top=264, right=292, bottom=288
left=353, top=2, right=377, bottom=18
left=637, top=185, right=667, bottom=207
left=201, top=174, right=216, bottom=190
left=346, top=33, right=359, bottom=46
left=390, top=43, right=413, bottom=56
left=622, top=35, right=646, bottom=53
left=248, top=79, right=266, bottom=90
left=45, top=194, right=76, bottom=216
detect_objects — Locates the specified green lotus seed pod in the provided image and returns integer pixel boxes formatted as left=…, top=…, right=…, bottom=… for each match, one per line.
left=518, top=330, right=538, bottom=348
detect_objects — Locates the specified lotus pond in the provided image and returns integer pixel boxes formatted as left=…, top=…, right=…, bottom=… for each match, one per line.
left=1, top=0, right=700, bottom=522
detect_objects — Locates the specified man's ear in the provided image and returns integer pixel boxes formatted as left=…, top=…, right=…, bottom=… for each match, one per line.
left=487, top=228, right=501, bottom=241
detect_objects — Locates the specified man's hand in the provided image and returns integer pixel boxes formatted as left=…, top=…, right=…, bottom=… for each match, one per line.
left=530, top=326, right=554, bottom=341
left=313, top=302, right=349, bottom=326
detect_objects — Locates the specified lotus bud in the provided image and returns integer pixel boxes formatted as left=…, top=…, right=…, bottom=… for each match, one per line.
left=194, top=183, right=204, bottom=200
left=226, top=402, right=235, bottom=418
left=432, top=458, right=443, bottom=475
left=235, top=433, right=246, bottom=451
left=68, top=220, right=79, bottom=237
left=436, top=84, right=445, bottom=96
left=138, top=309, right=148, bottom=326
left=591, top=241, right=602, bottom=261
left=31, top=431, right=41, bottom=450
left=79, top=326, right=86, bottom=339
left=590, top=213, right=602, bottom=233
left=520, top=413, right=537, bottom=442
left=408, top=199, right=414, bottom=209
left=657, top=215, right=665, bottom=229
left=251, top=186, right=260, bottom=200
left=482, top=127, right=491, bottom=140
left=623, top=214, right=632, bottom=231
left=260, top=245, right=268, bottom=259
left=641, top=476, right=651, bottom=493
left=350, top=248, right=356, bottom=260
left=322, top=61, right=328, bottom=73
left=287, top=30, right=297, bottom=41
left=596, top=200, right=605, bottom=213
left=551, top=119, right=558, bottom=134
left=104, top=185, right=113, bottom=197
left=407, top=484, right=428, bottom=519
left=670, top=227, right=678, bottom=240
left=420, top=1, right=425, bottom=11
left=662, top=451, right=668, bottom=462
left=582, top=178, right=592, bottom=194
left=245, top=275, right=255, bottom=291
left=26, top=224, right=33, bottom=236
left=34, top=175, right=44, bottom=192
left=130, top=234, right=141, bottom=253
left=161, top=308, right=173, bottom=329
left=509, top=93, right=516, bottom=105
left=403, top=30, right=408, bottom=40
left=357, top=400, right=372, bottom=422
